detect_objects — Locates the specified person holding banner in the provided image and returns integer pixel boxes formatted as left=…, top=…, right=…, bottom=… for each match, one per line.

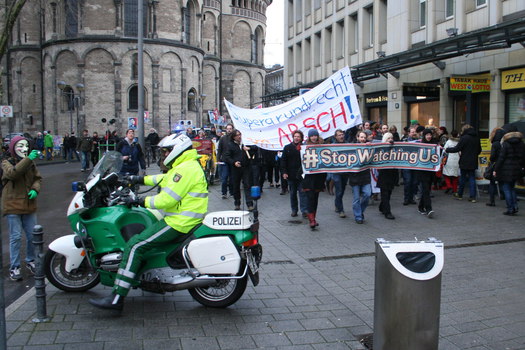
left=332, top=129, right=349, bottom=218
left=348, top=131, right=372, bottom=224
left=377, top=133, right=398, bottom=220
left=415, top=129, right=437, bottom=218
left=302, top=129, right=326, bottom=229
left=281, top=130, right=307, bottom=218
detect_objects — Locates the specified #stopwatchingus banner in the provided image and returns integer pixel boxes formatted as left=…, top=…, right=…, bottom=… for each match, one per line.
left=224, top=66, right=362, bottom=150
left=301, top=142, right=443, bottom=174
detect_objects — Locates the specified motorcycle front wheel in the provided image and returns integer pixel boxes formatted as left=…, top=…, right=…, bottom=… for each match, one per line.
left=188, top=275, right=248, bottom=308
left=44, top=250, right=100, bottom=292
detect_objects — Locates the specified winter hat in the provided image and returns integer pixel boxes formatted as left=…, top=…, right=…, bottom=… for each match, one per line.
left=308, top=128, right=319, bottom=138
left=422, top=129, right=434, bottom=142
left=416, top=125, right=425, bottom=133
left=9, top=136, right=28, bottom=158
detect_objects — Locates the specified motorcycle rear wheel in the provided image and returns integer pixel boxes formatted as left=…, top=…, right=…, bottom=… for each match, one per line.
left=44, top=250, right=100, bottom=292
left=188, top=275, right=248, bottom=308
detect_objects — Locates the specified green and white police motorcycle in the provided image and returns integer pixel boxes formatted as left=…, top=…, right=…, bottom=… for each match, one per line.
left=45, top=151, right=262, bottom=308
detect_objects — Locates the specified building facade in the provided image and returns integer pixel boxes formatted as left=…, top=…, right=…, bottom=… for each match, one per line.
left=285, top=0, right=525, bottom=138
left=1, top=0, right=271, bottom=136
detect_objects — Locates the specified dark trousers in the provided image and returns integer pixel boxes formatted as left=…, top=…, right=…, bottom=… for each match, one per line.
left=219, top=163, right=232, bottom=196
left=418, top=178, right=432, bottom=212
left=231, top=167, right=253, bottom=207
left=379, top=188, right=393, bottom=214
left=402, top=169, right=417, bottom=202
left=305, top=190, right=320, bottom=214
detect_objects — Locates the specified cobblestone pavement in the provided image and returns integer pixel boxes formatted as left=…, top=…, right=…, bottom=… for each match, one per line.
left=6, top=178, right=525, bottom=349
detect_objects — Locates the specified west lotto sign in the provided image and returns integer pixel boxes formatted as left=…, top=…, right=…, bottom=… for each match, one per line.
left=0, top=105, right=13, bottom=118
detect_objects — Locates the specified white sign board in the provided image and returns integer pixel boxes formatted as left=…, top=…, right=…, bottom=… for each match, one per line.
left=0, top=105, right=13, bottom=118
left=224, top=66, right=362, bottom=150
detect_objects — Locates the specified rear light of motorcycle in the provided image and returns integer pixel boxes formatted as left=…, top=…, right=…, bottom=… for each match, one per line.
left=242, top=237, right=258, bottom=247
left=250, top=221, right=259, bottom=233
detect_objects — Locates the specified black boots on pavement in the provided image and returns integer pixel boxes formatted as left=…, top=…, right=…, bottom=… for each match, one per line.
left=89, top=292, right=125, bottom=311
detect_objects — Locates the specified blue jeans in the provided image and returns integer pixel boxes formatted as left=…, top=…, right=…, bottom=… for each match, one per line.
left=81, top=151, right=90, bottom=170
left=351, top=184, right=371, bottom=220
left=458, top=169, right=476, bottom=198
left=219, top=163, right=232, bottom=196
left=402, top=169, right=417, bottom=202
left=46, top=147, right=53, bottom=160
left=333, top=174, right=348, bottom=213
left=501, top=181, right=517, bottom=212
left=288, top=179, right=308, bottom=214
left=7, top=213, right=36, bottom=269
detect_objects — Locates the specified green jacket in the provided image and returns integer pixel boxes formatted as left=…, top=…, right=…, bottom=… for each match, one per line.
left=44, top=134, right=53, bottom=148
left=1, top=157, right=42, bottom=215
left=143, top=149, right=208, bottom=233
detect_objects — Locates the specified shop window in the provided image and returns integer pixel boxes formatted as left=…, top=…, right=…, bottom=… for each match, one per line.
left=507, top=91, right=525, bottom=123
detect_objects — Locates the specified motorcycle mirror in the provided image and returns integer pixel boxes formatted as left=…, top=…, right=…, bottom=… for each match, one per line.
left=72, top=181, right=86, bottom=192
left=109, top=119, right=116, bottom=125
left=101, top=118, right=107, bottom=123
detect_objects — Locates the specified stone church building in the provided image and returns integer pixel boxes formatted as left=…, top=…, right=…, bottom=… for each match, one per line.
left=2, top=0, right=270, bottom=136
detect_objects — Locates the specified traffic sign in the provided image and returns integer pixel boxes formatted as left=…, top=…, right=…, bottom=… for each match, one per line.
left=0, top=105, right=13, bottom=118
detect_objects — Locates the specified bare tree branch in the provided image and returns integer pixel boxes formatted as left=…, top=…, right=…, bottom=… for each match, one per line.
left=0, top=0, right=28, bottom=62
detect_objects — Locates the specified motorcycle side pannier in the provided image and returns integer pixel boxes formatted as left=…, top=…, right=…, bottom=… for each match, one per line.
left=187, top=237, right=241, bottom=274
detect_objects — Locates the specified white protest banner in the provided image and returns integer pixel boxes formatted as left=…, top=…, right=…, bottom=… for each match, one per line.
left=224, top=66, right=362, bottom=150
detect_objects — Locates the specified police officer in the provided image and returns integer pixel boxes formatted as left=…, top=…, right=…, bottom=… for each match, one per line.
left=89, top=134, right=208, bottom=310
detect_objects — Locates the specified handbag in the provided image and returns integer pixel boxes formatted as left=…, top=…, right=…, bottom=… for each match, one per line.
left=483, top=163, right=495, bottom=180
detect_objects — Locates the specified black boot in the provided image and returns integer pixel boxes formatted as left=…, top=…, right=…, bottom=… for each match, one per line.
left=89, top=292, right=124, bottom=311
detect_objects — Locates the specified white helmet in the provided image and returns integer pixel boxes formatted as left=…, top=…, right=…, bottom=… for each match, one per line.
left=158, top=133, right=193, bottom=167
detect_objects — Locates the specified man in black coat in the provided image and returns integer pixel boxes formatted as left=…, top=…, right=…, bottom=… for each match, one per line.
left=223, top=129, right=253, bottom=211
left=446, top=124, right=482, bottom=202
left=280, top=130, right=307, bottom=217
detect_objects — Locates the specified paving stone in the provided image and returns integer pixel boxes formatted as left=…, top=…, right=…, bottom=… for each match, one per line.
left=285, top=330, right=325, bottom=344
left=27, top=330, right=58, bottom=345
left=216, top=335, right=256, bottom=349
left=179, top=336, right=219, bottom=350
left=252, top=333, right=293, bottom=347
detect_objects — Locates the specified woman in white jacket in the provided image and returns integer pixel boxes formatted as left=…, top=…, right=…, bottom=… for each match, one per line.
left=442, top=130, right=460, bottom=194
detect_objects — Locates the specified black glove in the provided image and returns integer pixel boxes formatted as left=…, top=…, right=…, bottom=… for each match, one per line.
left=121, top=196, right=144, bottom=207
left=125, top=175, right=144, bottom=185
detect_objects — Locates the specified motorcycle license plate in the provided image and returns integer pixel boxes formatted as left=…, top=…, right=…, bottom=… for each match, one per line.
left=246, top=250, right=259, bottom=274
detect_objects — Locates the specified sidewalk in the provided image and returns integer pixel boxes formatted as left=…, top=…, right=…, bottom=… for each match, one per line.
left=5, top=178, right=525, bottom=349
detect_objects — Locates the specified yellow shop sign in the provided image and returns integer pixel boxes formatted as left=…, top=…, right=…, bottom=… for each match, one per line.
left=450, top=76, right=490, bottom=93
left=501, top=68, right=525, bottom=90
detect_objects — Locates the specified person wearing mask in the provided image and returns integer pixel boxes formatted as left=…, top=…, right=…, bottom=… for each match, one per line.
left=331, top=129, right=349, bottom=218
left=217, top=123, right=234, bottom=199
left=77, top=129, right=93, bottom=172
left=377, top=132, right=398, bottom=219
left=415, top=129, right=437, bottom=217
left=116, top=129, right=146, bottom=176
left=494, top=130, right=525, bottom=216
left=89, top=134, right=208, bottom=310
left=348, top=131, right=372, bottom=224
left=145, top=128, right=160, bottom=162
left=446, top=124, right=482, bottom=202
left=2, top=136, right=42, bottom=280
left=302, top=129, right=326, bottom=229
left=281, top=130, right=307, bottom=217
left=223, top=129, right=254, bottom=211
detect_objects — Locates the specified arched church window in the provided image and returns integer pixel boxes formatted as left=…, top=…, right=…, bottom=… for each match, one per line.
left=131, top=53, right=138, bottom=79
left=124, top=0, right=148, bottom=37
left=65, top=0, right=78, bottom=38
left=128, top=85, right=148, bottom=110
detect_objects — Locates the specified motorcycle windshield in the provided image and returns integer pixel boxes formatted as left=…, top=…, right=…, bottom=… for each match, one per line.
left=87, top=151, right=124, bottom=180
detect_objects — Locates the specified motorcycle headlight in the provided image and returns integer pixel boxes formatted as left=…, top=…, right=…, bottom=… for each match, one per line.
left=76, top=222, right=88, bottom=237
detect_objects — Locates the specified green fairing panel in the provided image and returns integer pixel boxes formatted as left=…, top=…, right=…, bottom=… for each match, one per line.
left=79, top=206, right=159, bottom=255
left=192, top=225, right=256, bottom=245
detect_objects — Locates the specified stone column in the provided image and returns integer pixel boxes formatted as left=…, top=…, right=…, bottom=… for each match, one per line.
left=152, top=61, right=160, bottom=130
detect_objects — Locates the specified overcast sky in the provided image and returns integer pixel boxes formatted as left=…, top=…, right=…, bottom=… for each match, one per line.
left=264, top=1, right=284, bottom=67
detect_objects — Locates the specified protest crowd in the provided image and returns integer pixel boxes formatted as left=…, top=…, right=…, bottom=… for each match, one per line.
left=214, top=120, right=525, bottom=227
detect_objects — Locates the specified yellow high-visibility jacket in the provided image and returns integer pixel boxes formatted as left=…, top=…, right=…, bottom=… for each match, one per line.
left=143, top=149, right=208, bottom=233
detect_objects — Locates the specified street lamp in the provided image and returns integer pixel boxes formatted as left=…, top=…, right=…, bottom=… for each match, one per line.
left=57, top=81, right=84, bottom=134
